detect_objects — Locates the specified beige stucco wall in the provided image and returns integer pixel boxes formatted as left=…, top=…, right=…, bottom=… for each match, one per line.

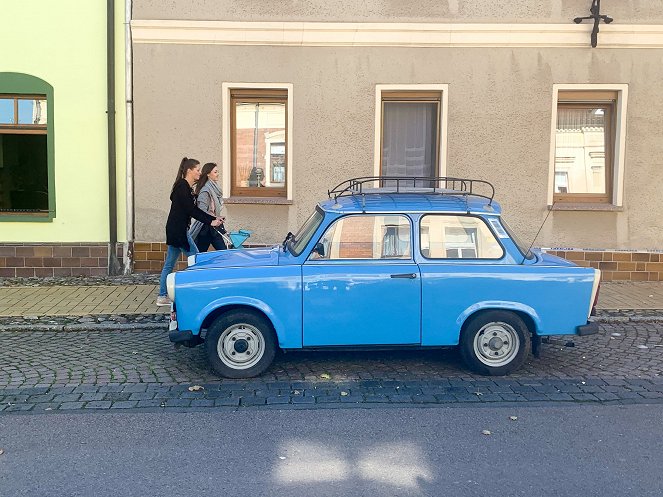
left=133, top=0, right=663, bottom=24
left=132, top=41, right=663, bottom=250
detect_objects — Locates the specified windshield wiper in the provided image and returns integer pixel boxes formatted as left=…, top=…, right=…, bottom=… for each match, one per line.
left=282, top=231, right=293, bottom=252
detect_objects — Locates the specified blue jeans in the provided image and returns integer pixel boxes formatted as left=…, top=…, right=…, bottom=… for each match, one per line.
left=158, top=232, right=199, bottom=296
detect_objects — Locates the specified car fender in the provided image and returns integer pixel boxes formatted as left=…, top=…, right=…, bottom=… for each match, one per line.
left=196, top=296, right=286, bottom=339
left=457, top=301, right=541, bottom=334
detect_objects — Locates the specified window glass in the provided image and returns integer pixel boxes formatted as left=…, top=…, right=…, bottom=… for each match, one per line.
left=17, top=99, right=46, bottom=125
left=380, top=91, right=441, bottom=184
left=290, top=208, right=324, bottom=256
left=420, top=215, right=503, bottom=259
left=555, top=105, right=609, bottom=196
left=0, top=99, right=14, bottom=124
left=313, top=215, right=411, bottom=260
left=231, top=89, right=287, bottom=197
left=0, top=94, right=49, bottom=213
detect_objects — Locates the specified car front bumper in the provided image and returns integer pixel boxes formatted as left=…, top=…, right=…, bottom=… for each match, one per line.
left=576, top=321, right=599, bottom=336
left=168, top=305, right=202, bottom=347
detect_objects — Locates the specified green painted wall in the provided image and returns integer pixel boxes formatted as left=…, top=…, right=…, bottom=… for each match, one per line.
left=0, top=0, right=127, bottom=243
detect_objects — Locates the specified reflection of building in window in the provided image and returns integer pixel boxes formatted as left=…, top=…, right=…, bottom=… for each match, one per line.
left=317, top=215, right=411, bottom=260
left=381, top=223, right=411, bottom=258
left=266, top=140, right=285, bottom=185
left=444, top=227, right=478, bottom=258
left=0, top=95, right=48, bottom=212
left=554, top=170, right=569, bottom=193
left=420, top=215, right=503, bottom=259
left=553, top=91, right=616, bottom=203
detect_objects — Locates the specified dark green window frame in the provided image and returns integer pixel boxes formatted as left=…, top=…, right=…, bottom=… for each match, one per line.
left=0, top=72, right=55, bottom=222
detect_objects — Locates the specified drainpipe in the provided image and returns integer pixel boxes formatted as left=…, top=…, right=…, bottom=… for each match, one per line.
left=107, top=0, right=122, bottom=275
left=123, top=0, right=134, bottom=274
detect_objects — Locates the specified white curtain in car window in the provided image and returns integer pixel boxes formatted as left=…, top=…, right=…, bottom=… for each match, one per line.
left=382, top=102, right=438, bottom=178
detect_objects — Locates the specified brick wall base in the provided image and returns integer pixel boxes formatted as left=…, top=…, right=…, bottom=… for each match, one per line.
left=544, top=250, right=662, bottom=281
left=0, top=243, right=123, bottom=277
left=132, top=241, right=269, bottom=273
left=2, top=243, right=661, bottom=282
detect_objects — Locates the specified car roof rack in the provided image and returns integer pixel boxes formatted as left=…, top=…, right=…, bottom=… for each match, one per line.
left=328, top=176, right=495, bottom=205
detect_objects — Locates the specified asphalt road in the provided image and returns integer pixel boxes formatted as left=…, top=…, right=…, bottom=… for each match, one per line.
left=1, top=404, right=662, bottom=497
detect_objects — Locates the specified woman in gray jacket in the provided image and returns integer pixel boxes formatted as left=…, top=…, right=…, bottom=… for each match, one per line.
left=189, top=162, right=227, bottom=251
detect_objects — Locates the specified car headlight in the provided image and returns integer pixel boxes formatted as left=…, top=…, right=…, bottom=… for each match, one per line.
left=187, top=254, right=196, bottom=266
left=166, top=273, right=176, bottom=300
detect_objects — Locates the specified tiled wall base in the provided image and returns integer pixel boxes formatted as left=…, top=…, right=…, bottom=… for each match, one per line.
left=0, top=243, right=123, bottom=277
left=2, top=243, right=661, bottom=282
left=132, top=241, right=269, bottom=273
left=544, top=250, right=663, bottom=281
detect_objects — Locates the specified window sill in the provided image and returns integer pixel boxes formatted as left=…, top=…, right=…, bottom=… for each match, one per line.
left=0, top=212, right=54, bottom=222
left=224, top=197, right=293, bottom=205
left=548, top=203, right=623, bottom=212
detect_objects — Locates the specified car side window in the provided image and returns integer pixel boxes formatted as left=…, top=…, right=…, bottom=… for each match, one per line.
left=310, top=215, right=411, bottom=260
left=420, top=215, right=503, bottom=259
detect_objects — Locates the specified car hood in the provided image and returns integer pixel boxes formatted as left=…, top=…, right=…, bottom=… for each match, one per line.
left=190, top=246, right=281, bottom=269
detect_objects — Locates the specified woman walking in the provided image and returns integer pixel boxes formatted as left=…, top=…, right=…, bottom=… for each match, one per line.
left=156, top=157, right=222, bottom=306
left=189, top=162, right=227, bottom=252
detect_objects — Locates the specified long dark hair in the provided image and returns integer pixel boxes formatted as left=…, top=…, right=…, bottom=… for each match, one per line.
left=171, top=157, right=200, bottom=192
left=194, top=162, right=217, bottom=195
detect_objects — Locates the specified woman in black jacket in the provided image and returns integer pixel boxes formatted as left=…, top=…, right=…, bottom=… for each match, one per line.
left=157, top=157, right=222, bottom=305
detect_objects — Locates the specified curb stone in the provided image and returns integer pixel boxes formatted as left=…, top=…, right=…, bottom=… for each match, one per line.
left=1, top=310, right=662, bottom=332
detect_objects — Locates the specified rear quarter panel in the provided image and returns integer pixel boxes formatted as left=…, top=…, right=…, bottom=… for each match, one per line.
left=174, top=265, right=302, bottom=348
left=420, top=264, right=596, bottom=345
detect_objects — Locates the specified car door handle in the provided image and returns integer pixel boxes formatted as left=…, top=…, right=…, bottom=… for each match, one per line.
left=390, top=273, right=417, bottom=279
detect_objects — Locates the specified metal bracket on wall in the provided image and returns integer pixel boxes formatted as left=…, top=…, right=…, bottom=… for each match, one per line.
left=573, top=0, right=613, bottom=48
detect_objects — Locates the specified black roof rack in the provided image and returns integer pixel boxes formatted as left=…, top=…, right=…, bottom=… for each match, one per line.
left=328, top=176, right=495, bottom=205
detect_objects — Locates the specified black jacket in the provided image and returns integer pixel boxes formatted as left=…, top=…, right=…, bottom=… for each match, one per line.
left=166, top=179, right=215, bottom=250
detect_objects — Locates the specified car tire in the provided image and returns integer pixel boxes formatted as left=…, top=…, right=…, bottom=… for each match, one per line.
left=205, top=310, right=277, bottom=379
left=459, top=310, right=531, bottom=376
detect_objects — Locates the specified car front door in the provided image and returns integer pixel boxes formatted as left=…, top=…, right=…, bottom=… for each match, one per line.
left=302, top=214, right=421, bottom=346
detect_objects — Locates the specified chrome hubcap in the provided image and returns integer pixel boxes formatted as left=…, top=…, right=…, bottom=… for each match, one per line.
left=473, top=322, right=520, bottom=367
left=217, top=324, right=265, bottom=370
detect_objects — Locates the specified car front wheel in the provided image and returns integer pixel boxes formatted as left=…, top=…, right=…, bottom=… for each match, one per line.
left=205, top=310, right=277, bottom=379
left=459, top=310, right=531, bottom=376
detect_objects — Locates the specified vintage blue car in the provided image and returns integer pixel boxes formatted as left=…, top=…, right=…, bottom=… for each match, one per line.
left=167, top=177, right=600, bottom=378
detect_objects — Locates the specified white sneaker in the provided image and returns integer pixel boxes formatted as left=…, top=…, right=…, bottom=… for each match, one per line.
left=156, top=295, right=172, bottom=306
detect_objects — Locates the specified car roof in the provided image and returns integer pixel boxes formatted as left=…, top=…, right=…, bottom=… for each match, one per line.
left=318, top=192, right=502, bottom=215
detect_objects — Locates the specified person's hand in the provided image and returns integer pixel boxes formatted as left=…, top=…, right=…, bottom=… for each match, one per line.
left=211, top=219, right=222, bottom=227
left=217, top=216, right=226, bottom=223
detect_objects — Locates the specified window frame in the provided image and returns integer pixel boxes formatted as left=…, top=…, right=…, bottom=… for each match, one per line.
left=418, top=214, right=505, bottom=261
left=374, top=84, right=449, bottom=179
left=222, top=83, right=293, bottom=202
left=0, top=73, right=55, bottom=221
left=548, top=85, right=628, bottom=207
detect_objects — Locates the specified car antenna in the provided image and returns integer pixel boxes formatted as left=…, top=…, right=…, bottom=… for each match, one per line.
left=520, top=202, right=555, bottom=264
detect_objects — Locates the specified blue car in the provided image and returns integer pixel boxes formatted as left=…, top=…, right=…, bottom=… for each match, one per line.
left=167, top=177, right=600, bottom=378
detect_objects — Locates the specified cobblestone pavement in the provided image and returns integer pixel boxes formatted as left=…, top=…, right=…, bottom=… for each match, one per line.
left=1, top=322, right=662, bottom=413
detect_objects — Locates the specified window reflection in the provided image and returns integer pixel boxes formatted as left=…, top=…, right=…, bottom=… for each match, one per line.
left=555, top=106, right=608, bottom=195
left=18, top=99, right=47, bottom=125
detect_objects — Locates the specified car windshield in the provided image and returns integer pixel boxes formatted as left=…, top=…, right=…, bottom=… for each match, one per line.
left=500, top=218, right=535, bottom=261
left=288, top=207, right=325, bottom=256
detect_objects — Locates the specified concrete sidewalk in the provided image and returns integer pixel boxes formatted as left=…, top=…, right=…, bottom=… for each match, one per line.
left=1, top=281, right=663, bottom=317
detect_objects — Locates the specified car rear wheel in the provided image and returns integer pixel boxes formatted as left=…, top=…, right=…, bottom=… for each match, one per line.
left=459, top=310, right=531, bottom=376
left=205, top=310, right=277, bottom=379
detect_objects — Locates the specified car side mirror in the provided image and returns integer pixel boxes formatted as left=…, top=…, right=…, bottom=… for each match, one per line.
left=312, top=242, right=325, bottom=257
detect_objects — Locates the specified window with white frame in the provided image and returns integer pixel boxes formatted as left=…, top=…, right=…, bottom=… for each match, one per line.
left=549, top=85, right=628, bottom=206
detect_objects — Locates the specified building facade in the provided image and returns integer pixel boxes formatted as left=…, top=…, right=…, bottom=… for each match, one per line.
left=129, top=1, right=663, bottom=281
left=0, top=0, right=128, bottom=277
